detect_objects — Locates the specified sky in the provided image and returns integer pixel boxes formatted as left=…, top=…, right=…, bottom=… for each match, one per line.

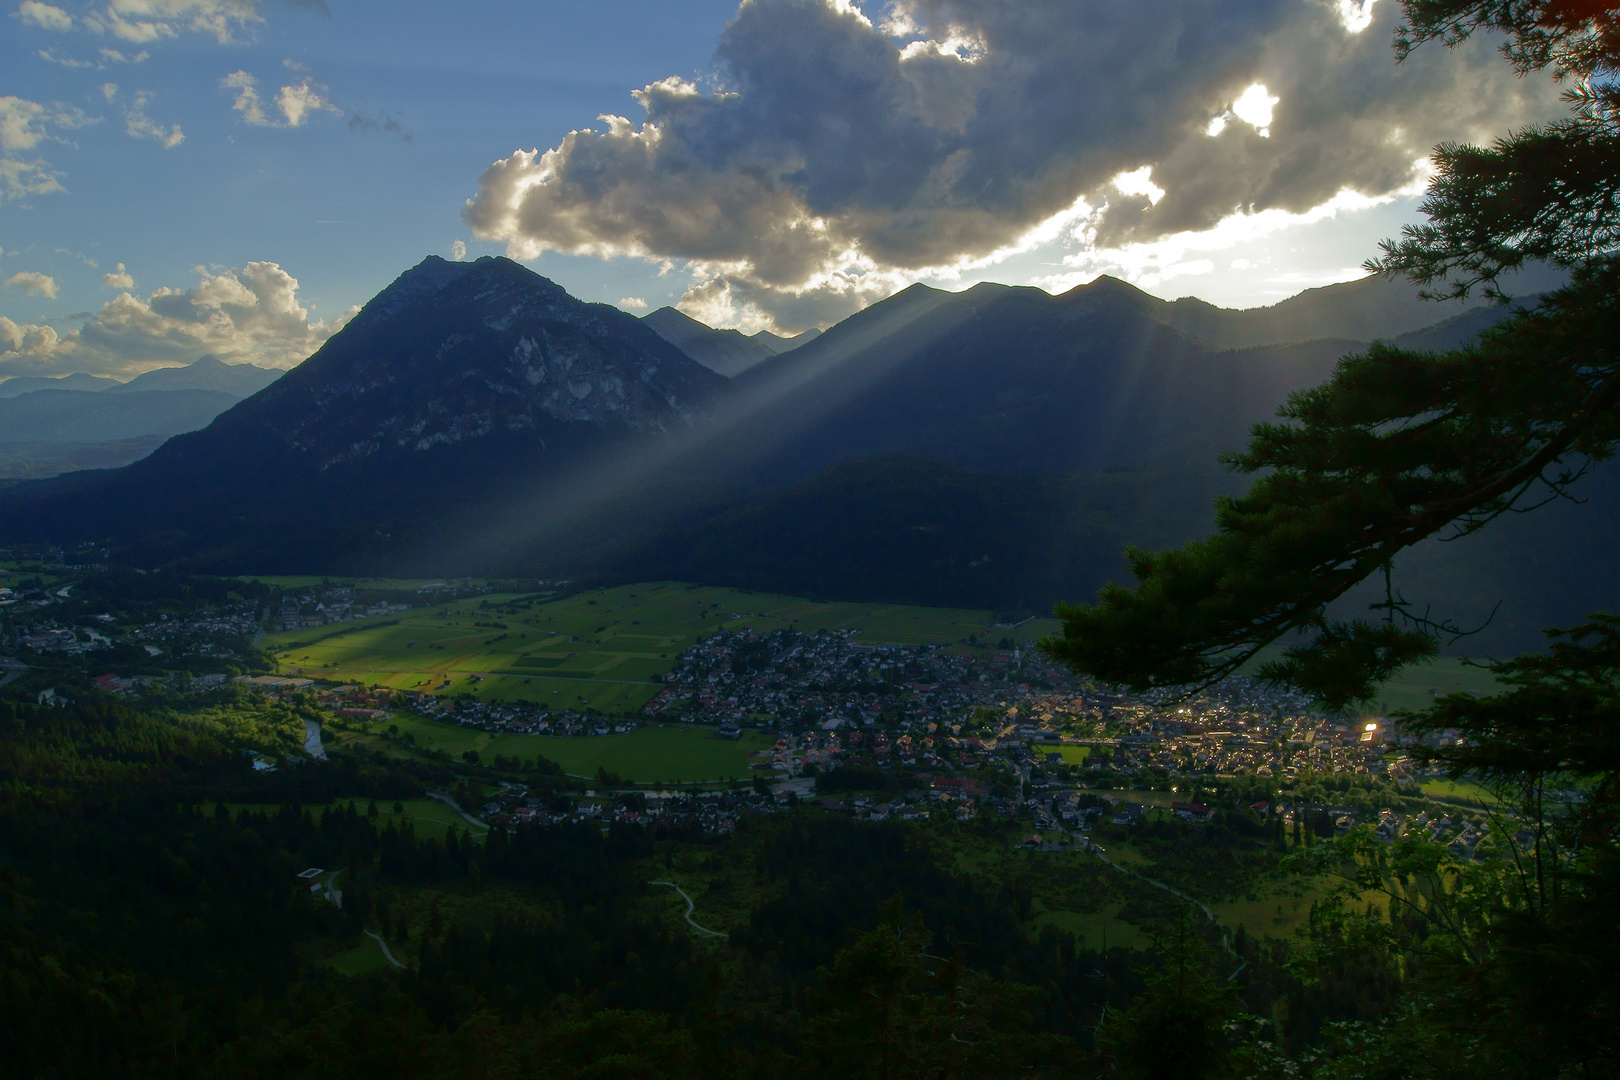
left=0, top=0, right=1567, bottom=379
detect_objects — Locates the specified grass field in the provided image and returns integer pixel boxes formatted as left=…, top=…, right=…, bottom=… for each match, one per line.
left=363, top=716, right=777, bottom=785
left=319, top=934, right=397, bottom=975
left=265, top=580, right=1062, bottom=714
left=1373, top=656, right=1502, bottom=715
left=1420, top=777, right=1497, bottom=803
left=213, top=797, right=486, bottom=838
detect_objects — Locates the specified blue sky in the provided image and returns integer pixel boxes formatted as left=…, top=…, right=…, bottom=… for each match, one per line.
left=0, top=0, right=1564, bottom=378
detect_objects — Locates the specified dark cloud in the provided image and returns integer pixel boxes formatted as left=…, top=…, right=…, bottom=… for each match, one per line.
left=464, top=0, right=1562, bottom=330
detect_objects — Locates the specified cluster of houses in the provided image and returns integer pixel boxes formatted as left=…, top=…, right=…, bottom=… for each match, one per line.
left=644, top=627, right=1073, bottom=732
left=483, top=787, right=789, bottom=834
left=134, top=603, right=263, bottom=659
left=272, top=589, right=410, bottom=632
left=416, top=694, right=640, bottom=738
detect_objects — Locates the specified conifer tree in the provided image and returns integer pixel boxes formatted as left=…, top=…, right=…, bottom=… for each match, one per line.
left=1044, top=0, right=1620, bottom=711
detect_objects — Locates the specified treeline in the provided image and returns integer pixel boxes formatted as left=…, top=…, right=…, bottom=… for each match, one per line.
left=0, top=696, right=1460, bottom=1079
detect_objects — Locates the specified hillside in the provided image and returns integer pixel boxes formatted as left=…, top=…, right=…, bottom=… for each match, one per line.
left=643, top=306, right=819, bottom=377
left=0, top=255, right=1608, bottom=655
left=0, top=388, right=242, bottom=442
left=105, top=354, right=284, bottom=397
left=0, top=256, right=725, bottom=568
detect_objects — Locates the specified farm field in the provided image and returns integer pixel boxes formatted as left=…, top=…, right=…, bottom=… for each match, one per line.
left=1373, top=656, right=1501, bottom=715
left=1420, top=777, right=1497, bottom=803
left=1048, top=745, right=1093, bottom=766
left=362, top=716, right=777, bottom=785
left=265, top=580, right=1061, bottom=713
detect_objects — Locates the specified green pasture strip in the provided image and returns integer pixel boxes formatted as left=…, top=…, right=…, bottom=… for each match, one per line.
left=208, top=797, right=483, bottom=838
left=1211, top=879, right=1322, bottom=941
left=1047, top=746, right=1092, bottom=765
left=375, top=714, right=773, bottom=783
left=1373, top=657, right=1502, bottom=715
left=318, top=935, right=395, bottom=975
left=1420, top=778, right=1498, bottom=804
left=1035, top=907, right=1153, bottom=952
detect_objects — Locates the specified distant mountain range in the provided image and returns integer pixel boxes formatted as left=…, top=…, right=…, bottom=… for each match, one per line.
left=643, top=306, right=821, bottom=377
left=0, top=357, right=286, bottom=479
left=0, top=389, right=241, bottom=443
left=0, top=354, right=283, bottom=399
left=0, top=255, right=1602, bottom=656
left=0, top=372, right=124, bottom=397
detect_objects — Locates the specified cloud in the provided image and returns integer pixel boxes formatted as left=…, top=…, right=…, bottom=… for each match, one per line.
left=0, top=95, right=98, bottom=202
left=82, top=0, right=264, bottom=45
left=38, top=43, right=150, bottom=66
left=38, top=47, right=94, bottom=66
left=618, top=296, right=648, bottom=309
left=0, top=260, right=350, bottom=377
left=222, top=71, right=269, bottom=124
left=223, top=67, right=340, bottom=128
left=122, top=90, right=184, bottom=147
left=0, top=95, right=95, bottom=152
left=1034, top=182, right=1427, bottom=294
left=449, top=240, right=467, bottom=261
left=464, top=0, right=1564, bottom=331
left=5, top=271, right=59, bottom=298
left=101, top=262, right=134, bottom=289
left=17, top=1, right=73, bottom=31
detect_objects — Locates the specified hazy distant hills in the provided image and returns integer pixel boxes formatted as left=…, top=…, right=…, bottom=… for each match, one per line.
left=0, top=389, right=241, bottom=443
left=0, top=254, right=1605, bottom=655
left=0, top=356, right=286, bottom=479
left=643, top=306, right=821, bottom=377
left=0, top=372, right=124, bottom=397
left=0, top=354, right=282, bottom=400
left=106, top=355, right=284, bottom=397
left=1151, top=261, right=1564, bottom=348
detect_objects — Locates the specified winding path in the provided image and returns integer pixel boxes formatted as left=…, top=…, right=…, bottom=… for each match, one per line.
left=364, top=929, right=407, bottom=969
left=648, top=881, right=729, bottom=939
left=426, top=789, right=489, bottom=831
left=1085, top=845, right=1247, bottom=982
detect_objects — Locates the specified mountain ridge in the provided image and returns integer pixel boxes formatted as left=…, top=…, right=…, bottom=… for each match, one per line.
left=0, top=254, right=1601, bottom=657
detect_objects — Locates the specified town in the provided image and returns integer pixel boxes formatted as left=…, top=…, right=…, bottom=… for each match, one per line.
left=0, top=559, right=1478, bottom=858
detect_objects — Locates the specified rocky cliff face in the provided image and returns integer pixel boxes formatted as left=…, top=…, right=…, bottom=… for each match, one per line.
left=232, top=255, right=724, bottom=470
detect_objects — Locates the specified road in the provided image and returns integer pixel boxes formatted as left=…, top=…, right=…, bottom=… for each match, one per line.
left=426, top=789, right=490, bottom=830
left=1083, top=844, right=1246, bottom=982
left=364, top=929, right=407, bottom=969
left=648, top=881, right=729, bottom=939
left=303, top=719, right=326, bottom=760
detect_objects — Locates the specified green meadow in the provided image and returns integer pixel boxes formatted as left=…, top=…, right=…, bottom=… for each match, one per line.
left=265, top=580, right=1061, bottom=714
left=212, top=797, right=485, bottom=839
left=1372, top=656, right=1502, bottom=716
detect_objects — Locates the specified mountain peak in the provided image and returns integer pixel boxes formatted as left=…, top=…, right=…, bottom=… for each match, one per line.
left=230, top=253, right=727, bottom=469
left=341, top=254, right=480, bottom=335
left=107, top=354, right=285, bottom=397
